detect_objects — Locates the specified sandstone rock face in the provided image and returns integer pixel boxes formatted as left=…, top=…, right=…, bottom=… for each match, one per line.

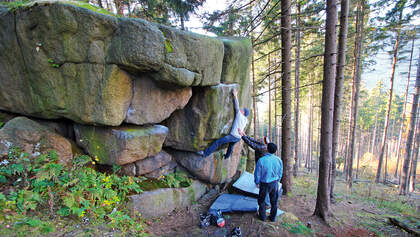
left=221, top=38, right=253, bottom=112
left=135, top=151, right=172, bottom=175
left=0, top=4, right=133, bottom=126
left=167, top=140, right=244, bottom=184
left=34, top=119, right=74, bottom=140
left=164, top=84, right=239, bottom=151
left=121, top=150, right=173, bottom=176
left=74, top=124, right=168, bottom=165
left=0, top=2, right=253, bottom=186
left=125, top=76, right=192, bottom=125
left=0, top=3, right=224, bottom=126
left=220, top=38, right=252, bottom=85
left=143, top=160, right=177, bottom=179
left=129, top=180, right=208, bottom=218
left=0, top=117, right=73, bottom=165
left=156, top=25, right=224, bottom=86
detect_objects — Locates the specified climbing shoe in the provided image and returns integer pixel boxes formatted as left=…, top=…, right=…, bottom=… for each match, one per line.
left=231, top=226, right=242, bottom=237
left=199, top=213, right=211, bottom=229
left=210, top=209, right=225, bottom=227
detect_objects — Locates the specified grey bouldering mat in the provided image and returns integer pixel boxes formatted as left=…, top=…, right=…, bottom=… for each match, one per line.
left=266, top=208, right=285, bottom=217
left=209, top=193, right=259, bottom=213
left=232, top=171, right=283, bottom=196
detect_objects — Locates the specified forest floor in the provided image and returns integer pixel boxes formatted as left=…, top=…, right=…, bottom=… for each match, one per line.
left=146, top=171, right=420, bottom=237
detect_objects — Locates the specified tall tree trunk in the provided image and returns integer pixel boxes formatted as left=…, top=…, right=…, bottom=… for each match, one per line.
left=268, top=53, right=272, bottom=140
left=407, top=121, right=417, bottom=188
left=114, top=0, right=124, bottom=15
left=314, top=0, right=337, bottom=221
left=331, top=0, right=349, bottom=199
left=281, top=0, right=293, bottom=195
left=395, top=37, right=415, bottom=178
left=346, top=0, right=364, bottom=189
left=400, top=51, right=420, bottom=195
left=371, top=109, right=379, bottom=154
left=356, top=129, right=362, bottom=179
left=293, top=2, right=301, bottom=177
left=181, top=16, right=185, bottom=30
left=252, top=54, right=257, bottom=138
left=307, top=86, right=314, bottom=171
left=274, top=57, right=278, bottom=156
left=375, top=11, right=402, bottom=183
left=385, top=142, right=389, bottom=181
left=315, top=106, right=321, bottom=172
left=410, top=111, right=420, bottom=192
left=385, top=120, right=396, bottom=181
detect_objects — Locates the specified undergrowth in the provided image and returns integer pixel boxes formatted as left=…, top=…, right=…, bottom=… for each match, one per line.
left=281, top=222, right=313, bottom=236
left=293, top=171, right=419, bottom=236
left=0, top=147, right=149, bottom=236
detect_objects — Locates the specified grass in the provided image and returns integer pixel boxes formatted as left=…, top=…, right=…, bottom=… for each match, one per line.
left=63, top=0, right=115, bottom=16
left=0, top=0, right=116, bottom=17
left=0, top=0, right=33, bottom=11
left=281, top=222, right=314, bottom=236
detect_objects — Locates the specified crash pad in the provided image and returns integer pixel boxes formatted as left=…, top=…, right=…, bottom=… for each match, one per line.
left=209, top=193, right=259, bottom=213
left=232, top=171, right=282, bottom=196
left=266, top=208, right=285, bottom=217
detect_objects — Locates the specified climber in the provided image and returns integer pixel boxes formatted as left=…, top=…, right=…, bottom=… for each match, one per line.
left=197, top=89, right=249, bottom=159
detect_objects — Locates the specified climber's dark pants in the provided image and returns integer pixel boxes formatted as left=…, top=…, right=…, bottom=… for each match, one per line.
left=203, top=134, right=240, bottom=158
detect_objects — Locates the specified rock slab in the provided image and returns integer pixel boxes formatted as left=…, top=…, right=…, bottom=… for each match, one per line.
left=167, top=140, right=244, bottom=184
left=0, top=3, right=225, bottom=126
left=164, top=84, right=239, bottom=151
left=129, top=180, right=207, bottom=218
left=74, top=124, right=168, bottom=165
left=121, top=150, right=173, bottom=176
left=0, top=117, right=73, bottom=165
left=125, top=76, right=192, bottom=125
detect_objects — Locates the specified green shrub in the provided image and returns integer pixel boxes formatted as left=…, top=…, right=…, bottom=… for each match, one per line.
left=0, top=147, right=148, bottom=234
left=161, top=171, right=192, bottom=188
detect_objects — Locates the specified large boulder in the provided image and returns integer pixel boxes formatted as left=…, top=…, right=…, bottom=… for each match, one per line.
left=121, top=150, right=173, bottom=176
left=164, top=84, right=240, bottom=151
left=0, top=2, right=226, bottom=126
left=0, top=117, right=73, bottom=165
left=143, top=160, right=177, bottom=179
left=1, top=3, right=133, bottom=126
left=125, top=76, right=192, bottom=125
left=74, top=124, right=168, bottom=165
left=167, top=140, right=244, bottom=184
left=128, top=180, right=208, bottom=218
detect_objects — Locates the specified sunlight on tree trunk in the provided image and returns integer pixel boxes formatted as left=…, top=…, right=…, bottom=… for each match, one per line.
left=395, top=37, right=415, bottom=178
left=400, top=50, right=420, bottom=195
left=409, top=111, right=420, bottom=192
left=376, top=11, right=402, bottom=183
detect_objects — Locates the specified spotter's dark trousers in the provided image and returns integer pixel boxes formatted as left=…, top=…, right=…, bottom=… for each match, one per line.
left=258, top=180, right=279, bottom=221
